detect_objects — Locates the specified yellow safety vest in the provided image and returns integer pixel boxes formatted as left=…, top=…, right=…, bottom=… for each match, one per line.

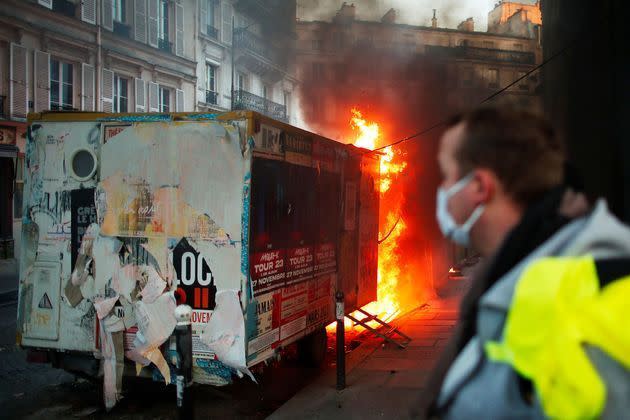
left=485, top=256, right=630, bottom=419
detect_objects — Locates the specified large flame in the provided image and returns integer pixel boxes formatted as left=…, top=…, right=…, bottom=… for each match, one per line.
left=327, top=108, right=410, bottom=333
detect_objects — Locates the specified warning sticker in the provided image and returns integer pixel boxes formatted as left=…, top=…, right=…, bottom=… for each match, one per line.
left=38, top=293, right=53, bottom=309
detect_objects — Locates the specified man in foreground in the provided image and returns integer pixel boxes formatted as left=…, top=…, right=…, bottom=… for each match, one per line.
left=422, top=107, right=630, bottom=419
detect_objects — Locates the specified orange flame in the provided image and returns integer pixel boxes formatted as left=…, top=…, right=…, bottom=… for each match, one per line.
left=327, top=109, right=409, bottom=333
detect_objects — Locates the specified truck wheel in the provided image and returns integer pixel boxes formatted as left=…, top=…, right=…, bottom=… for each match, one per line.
left=297, top=327, right=328, bottom=368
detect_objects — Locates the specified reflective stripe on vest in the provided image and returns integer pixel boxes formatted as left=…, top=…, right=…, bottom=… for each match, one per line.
left=485, top=256, right=630, bottom=419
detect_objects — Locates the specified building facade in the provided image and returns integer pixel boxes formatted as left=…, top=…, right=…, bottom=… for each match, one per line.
left=0, top=0, right=297, bottom=262
left=295, top=2, right=543, bottom=138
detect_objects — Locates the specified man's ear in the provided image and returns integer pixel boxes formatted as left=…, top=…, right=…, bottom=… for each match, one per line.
left=473, top=169, right=496, bottom=204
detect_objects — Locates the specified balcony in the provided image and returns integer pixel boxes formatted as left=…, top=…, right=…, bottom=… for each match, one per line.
left=232, top=89, right=287, bottom=122
left=158, top=38, right=172, bottom=53
left=234, top=28, right=287, bottom=81
left=114, top=21, right=131, bottom=39
left=0, top=96, right=5, bottom=118
left=205, top=90, right=218, bottom=105
left=426, top=45, right=535, bottom=65
left=52, top=0, right=76, bottom=17
left=206, top=25, right=219, bottom=40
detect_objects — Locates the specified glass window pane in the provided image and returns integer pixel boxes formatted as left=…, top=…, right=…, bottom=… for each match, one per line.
left=120, top=78, right=128, bottom=97
left=62, top=83, right=73, bottom=107
left=120, top=97, right=128, bottom=112
left=51, top=81, right=60, bottom=106
left=50, top=60, right=59, bottom=82
left=62, top=63, right=73, bottom=84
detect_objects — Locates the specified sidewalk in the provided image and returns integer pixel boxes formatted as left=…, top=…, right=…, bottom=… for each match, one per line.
left=269, top=279, right=469, bottom=420
left=0, top=259, right=18, bottom=304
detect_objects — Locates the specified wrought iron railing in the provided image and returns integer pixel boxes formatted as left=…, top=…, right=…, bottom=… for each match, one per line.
left=232, top=89, right=287, bottom=122
left=234, top=28, right=283, bottom=66
left=205, top=90, right=218, bottom=105
left=206, top=25, right=219, bottom=39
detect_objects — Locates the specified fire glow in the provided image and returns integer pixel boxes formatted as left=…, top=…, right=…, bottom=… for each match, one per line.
left=327, top=109, right=410, bottom=333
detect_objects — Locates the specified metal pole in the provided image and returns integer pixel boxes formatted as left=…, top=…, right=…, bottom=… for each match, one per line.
left=230, top=15, right=235, bottom=110
left=175, top=304, right=193, bottom=419
left=335, top=290, right=345, bottom=390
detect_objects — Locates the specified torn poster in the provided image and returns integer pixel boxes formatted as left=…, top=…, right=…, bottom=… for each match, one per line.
left=200, top=290, right=254, bottom=381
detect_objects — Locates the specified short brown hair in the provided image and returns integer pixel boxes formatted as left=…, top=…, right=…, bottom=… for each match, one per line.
left=448, top=106, right=565, bottom=206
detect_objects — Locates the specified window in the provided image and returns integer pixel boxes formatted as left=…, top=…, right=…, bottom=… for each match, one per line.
left=159, top=86, right=170, bottom=112
left=50, top=59, right=73, bottom=110
left=488, top=68, right=499, bottom=88
left=262, top=84, right=269, bottom=100
left=158, top=0, right=169, bottom=42
left=113, top=0, right=126, bottom=23
left=237, top=72, right=246, bottom=91
left=483, top=41, right=495, bottom=49
left=206, top=0, right=215, bottom=27
left=13, top=155, right=24, bottom=220
left=113, top=75, right=128, bottom=112
left=283, top=91, right=291, bottom=117
left=206, top=63, right=217, bottom=104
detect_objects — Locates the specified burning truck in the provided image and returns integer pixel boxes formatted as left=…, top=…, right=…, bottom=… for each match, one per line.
left=16, top=110, right=380, bottom=409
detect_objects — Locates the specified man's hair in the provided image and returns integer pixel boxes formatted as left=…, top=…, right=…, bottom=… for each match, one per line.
left=447, top=106, right=566, bottom=206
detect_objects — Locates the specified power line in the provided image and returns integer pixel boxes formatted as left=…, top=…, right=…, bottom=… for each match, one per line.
left=354, top=37, right=579, bottom=156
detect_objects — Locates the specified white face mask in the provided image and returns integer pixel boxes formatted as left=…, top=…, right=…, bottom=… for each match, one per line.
left=436, top=172, right=485, bottom=247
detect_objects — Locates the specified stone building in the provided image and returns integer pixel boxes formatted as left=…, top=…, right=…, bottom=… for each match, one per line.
left=0, top=0, right=297, bottom=263
left=295, top=1, right=543, bottom=138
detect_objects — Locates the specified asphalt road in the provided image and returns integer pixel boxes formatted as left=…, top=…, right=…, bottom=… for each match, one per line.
left=0, top=300, right=331, bottom=419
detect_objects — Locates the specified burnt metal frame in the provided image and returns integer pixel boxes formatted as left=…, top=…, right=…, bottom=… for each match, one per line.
left=345, top=307, right=412, bottom=349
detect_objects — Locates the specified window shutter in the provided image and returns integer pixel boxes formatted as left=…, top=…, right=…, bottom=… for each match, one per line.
left=135, top=78, right=146, bottom=112
left=101, top=69, right=114, bottom=112
left=135, top=0, right=147, bottom=43
left=81, top=0, right=97, bottom=24
left=10, top=43, right=28, bottom=119
left=102, top=0, right=114, bottom=31
left=221, top=1, right=232, bottom=45
left=82, top=63, right=95, bottom=111
left=200, top=0, right=207, bottom=35
left=148, top=82, right=159, bottom=112
left=175, top=3, right=184, bottom=56
left=176, top=89, right=184, bottom=112
left=147, top=0, right=158, bottom=48
left=34, top=50, right=50, bottom=113
left=38, top=0, right=52, bottom=9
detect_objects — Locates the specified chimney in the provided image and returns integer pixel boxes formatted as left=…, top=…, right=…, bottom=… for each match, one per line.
left=333, top=2, right=356, bottom=23
left=457, top=17, right=475, bottom=32
left=431, top=9, right=437, bottom=28
left=381, top=8, right=396, bottom=24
